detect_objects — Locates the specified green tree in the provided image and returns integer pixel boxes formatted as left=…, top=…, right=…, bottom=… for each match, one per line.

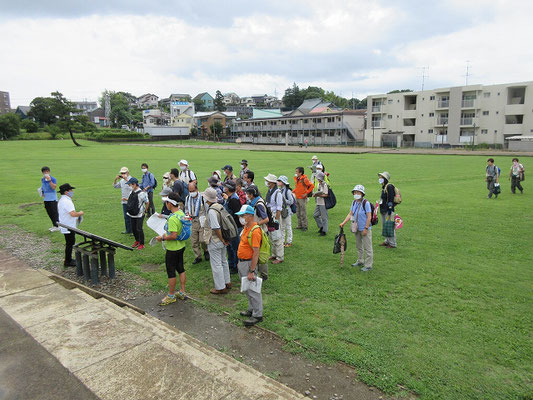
left=21, top=119, right=39, bottom=133
left=210, top=121, right=224, bottom=138
left=194, top=98, right=206, bottom=112
left=0, top=113, right=21, bottom=139
left=214, top=90, right=226, bottom=111
left=282, top=83, right=304, bottom=110
left=387, top=89, right=413, bottom=94
left=100, top=90, right=134, bottom=128
left=28, top=91, right=76, bottom=128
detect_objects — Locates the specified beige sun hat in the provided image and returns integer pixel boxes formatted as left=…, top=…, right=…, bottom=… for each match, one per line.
left=378, top=171, right=391, bottom=181
left=119, top=166, right=129, bottom=174
left=264, top=173, right=278, bottom=183
left=202, top=187, right=218, bottom=203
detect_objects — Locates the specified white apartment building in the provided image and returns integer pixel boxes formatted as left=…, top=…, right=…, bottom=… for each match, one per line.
left=365, top=81, right=533, bottom=148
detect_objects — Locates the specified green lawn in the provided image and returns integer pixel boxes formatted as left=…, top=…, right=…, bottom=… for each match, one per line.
left=0, top=140, right=531, bottom=400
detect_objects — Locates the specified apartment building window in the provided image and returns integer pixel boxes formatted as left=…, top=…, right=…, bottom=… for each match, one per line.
left=281, top=121, right=286, bottom=125
left=429, top=112, right=434, bottom=117
left=336, top=116, right=341, bottom=121
left=388, top=115, right=392, bottom=119
left=327, top=117, right=334, bottom=123
left=481, top=129, right=488, bottom=134
left=428, top=129, right=433, bottom=133
left=483, top=92, right=491, bottom=98
left=430, top=96, right=435, bottom=100
left=482, top=111, right=489, bottom=116
left=388, top=99, right=393, bottom=104
left=303, top=119, right=308, bottom=123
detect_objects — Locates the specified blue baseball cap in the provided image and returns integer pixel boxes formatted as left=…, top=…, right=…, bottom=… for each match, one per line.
left=235, top=205, right=255, bottom=215
left=127, top=177, right=139, bottom=185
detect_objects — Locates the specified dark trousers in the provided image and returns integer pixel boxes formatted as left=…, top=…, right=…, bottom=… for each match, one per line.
left=44, top=201, right=58, bottom=226
left=131, top=216, right=145, bottom=245
left=511, top=176, right=524, bottom=193
left=227, top=227, right=242, bottom=269
left=147, top=191, right=155, bottom=216
left=121, top=204, right=132, bottom=233
left=64, top=232, right=76, bottom=263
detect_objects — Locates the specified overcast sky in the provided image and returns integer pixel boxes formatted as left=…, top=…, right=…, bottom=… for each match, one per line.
left=1, top=0, right=532, bottom=107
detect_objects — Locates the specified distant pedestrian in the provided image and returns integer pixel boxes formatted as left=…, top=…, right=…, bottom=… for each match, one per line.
left=40, top=166, right=60, bottom=232
left=57, top=183, right=84, bottom=267
left=340, top=185, right=373, bottom=271
left=235, top=178, right=247, bottom=205
left=113, top=166, right=132, bottom=234
left=485, top=158, right=500, bottom=199
left=313, top=171, right=329, bottom=236
left=156, top=192, right=187, bottom=305
left=293, top=167, right=314, bottom=231
left=223, top=180, right=243, bottom=274
left=240, top=159, right=250, bottom=179
left=222, top=165, right=237, bottom=183
left=202, top=187, right=231, bottom=294
left=184, top=182, right=209, bottom=264
left=235, top=204, right=263, bottom=327
left=126, top=177, right=149, bottom=250
left=378, top=171, right=397, bottom=248
left=277, top=175, right=294, bottom=247
left=265, top=173, right=283, bottom=264
left=509, top=158, right=524, bottom=194
left=140, top=163, right=156, bottom=216
left=179, top=160, right=197, bottom=185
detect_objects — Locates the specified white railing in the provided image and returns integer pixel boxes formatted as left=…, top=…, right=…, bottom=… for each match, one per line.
left=462, top=99, right=475, bottom=108
left=372, top=106, right=381, bottom=112
left=460, top=117, right=473, bottom=125
left=437, top=118, right=448, bottom=125
left=371, top=121, right=382, bottom=128
left=434, top=135, right=448, bottom=143
left=438, top=100, right=449, bottom=108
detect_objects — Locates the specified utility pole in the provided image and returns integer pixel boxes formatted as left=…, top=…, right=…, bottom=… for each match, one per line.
left=419, top=67, right=429, bottom=90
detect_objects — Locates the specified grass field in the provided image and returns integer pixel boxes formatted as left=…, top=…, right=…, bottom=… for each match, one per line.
left=0, top=140, right=532, bottom=400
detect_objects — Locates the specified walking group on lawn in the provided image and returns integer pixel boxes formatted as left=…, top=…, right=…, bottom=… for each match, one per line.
left=38, top=155, right=525, bottom=327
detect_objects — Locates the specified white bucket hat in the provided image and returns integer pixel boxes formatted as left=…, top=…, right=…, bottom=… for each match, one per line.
left=179, top=159, right=188, bottom=166
left=264, top=173, right=278, bottom=183
left=202, top=187, right=218, bottom=203
left=311, top=155, right=318, bottom=160
left=351, top=184, right=365, bottom=195
left=277, top=175, right=289, bottom=186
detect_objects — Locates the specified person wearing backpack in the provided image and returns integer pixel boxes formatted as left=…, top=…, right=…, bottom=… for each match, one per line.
left=178, top=159, right=197, bottom=185
left=277, top=175, right=295, bottom=247
left=265, top=173, right=284, bottom=264
left=378, top=171, right=397, bottom=248
left=155, top=192, right=188, bottom=305
left=509, top=158, right=524, bottom=194
left=340, top=185, right=373, bottom=271
left=486, top=158, right=500, bottom=199
left=245, top=186, right=270, bottom=280
left=313, top=172, right=329, bottom=236
left=202, top=187, right=232, bottom=294
left=140, top=163, right=156, bottom=217
left=185, top=182, right=209, bottom=265
left=235, top=205, right=264, bottom=327
left=293, top=167, right=314, bottom=231
left=223, top=180, right=243, bottom=274
left=169, top=168, right=186, bottom=207
left=126, top=177, right=149, bottom=250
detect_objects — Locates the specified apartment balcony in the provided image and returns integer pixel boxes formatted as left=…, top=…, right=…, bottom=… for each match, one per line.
left=505, top=104, right=525, bottom=115
left=435, top=117, right=448, bottom=126
left=460, top=117, right=473, bottom=126
left=434, top=135, right=448, bottom=144
left=503, top=124, right=523, bottom=135
left=461, top=99, right=476, bottom=109
left=371, top=121, right=383, bottom=128
left=371, top=106, right=383, bottom=113
left=402, top=110, right=416, bottom=119
left=436, top=100, right=449, bottom=109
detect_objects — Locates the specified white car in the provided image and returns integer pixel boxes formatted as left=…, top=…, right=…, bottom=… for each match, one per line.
left=120, top=125, right=130, bottom=131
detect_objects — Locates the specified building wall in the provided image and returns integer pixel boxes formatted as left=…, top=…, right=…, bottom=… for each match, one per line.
left=365, top=81, right=533, bottom=148
left=0, top=91, right=11, bottom=115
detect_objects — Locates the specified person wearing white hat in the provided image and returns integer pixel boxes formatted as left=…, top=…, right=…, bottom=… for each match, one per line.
left=310, top=155, right=324, bottom=181
left=202, top=187, right=232, bottom=294
left=178, top=160, right=197, bottom=185
left=312, top=164, right=330, bottom=188
left=265, top=173, right=284, bottom=264
left=313, top=171, right=329, bottom=236
left=113, top=166, right=132, bottom=234
left=340, top=185, right=373, bottom=271
left=277, top=175, right=295, bottom=247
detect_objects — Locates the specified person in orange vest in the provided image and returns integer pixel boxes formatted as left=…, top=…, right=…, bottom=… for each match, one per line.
left=293, top=167, right=314, bottom=231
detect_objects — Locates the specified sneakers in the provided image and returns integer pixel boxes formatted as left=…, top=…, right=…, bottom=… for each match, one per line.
left=63, top=260, right=76, bottom=267
left=351, top=261, right=364, bottom=267
left=243, top=316, right=263, bottom=327
left=360, top=266, right=373, bottom=272
left=49, top=226, right=61, bottom=232
left=271, top=259, right=284, bottom=264
left=319, top=231, right=326, bottom=236
left=137, top=244, right=145, bottom=250
left=225, top=282, right=232, bottom=290
left=210, top=288, right=229, bottom=295
left=159, top=295, right=177, bottom=306
left=240, top=310, right=252, bottom=317
left=192, top=257, right=202, bottom=265
left=132, top=241, right=140, bottom=248
left=175, top=291, right=186, bottom=300
left=204, top=253, right=210, bottom=261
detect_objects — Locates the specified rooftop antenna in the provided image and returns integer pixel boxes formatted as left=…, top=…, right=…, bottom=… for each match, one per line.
left=274, top=88, right=278, bottom=98
left=464, top=61, right=472, bottom=85
left=419, top=66, right=429, bottom=90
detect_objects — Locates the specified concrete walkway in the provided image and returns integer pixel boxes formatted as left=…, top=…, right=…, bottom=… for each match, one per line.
left=123, top=142, right=533, bottom=157
left=0, top=250, right=303, bottom=400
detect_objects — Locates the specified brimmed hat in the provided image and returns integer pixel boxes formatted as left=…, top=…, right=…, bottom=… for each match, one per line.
left=127, top=177, right=139, bottom=185
left=378, top=171, right=391, bottom=181
left=202, top=187, right=218, bottom=203
left=58, top=183, right=75, bottom=193
left=208, top=176, right=220, bottom=186
left=352, top=184, right=365, bottom=195
left=224, top=180, right=236, bottom=191
left=222, top=164, right=233, bottom=171
left=264, top=173, right=278, bottom=183
left=311, top=155, right=318, bottom=160
left=316, top=172, right=325, bottom=181
left=241, top=159, right=248, bottom=165
left=119, top=166, right=129, bottom=174
left=235, top=205, right=255, bottom=215
left=277, top=175, right=289, bottom=186
left=162, top=196, right=178, bottom=206
left=159, top=187, right=172, bottom=196
left=213, top=170, right=221, bottom=179
left=179, top=159, right=188, bottom=166
left=316, top=164, right=323, bottom=170
left=162, top=171, right=170, bottom=179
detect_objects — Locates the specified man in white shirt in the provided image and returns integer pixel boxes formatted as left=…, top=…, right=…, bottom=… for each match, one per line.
left=58, top=183, right=84, bottom=267
left=178, top=160, right=197, bottom=185
left=313, top=172, right=329, bottom=236
left=113, top=166, right=132, bottom=234
left=126, top=177, right=149, bottom=250
left=184, top=182, right=209, bottom=264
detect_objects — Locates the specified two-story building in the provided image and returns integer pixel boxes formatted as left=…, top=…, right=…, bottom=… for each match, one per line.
left=223, top=93, right=240, bottom=105
left=195, top=111, right=237, bottom=136
left=193, top=92, right=214, bottom=111
left=365, top=81, right=533, bottom=148
left=137, top=93, right=159, bottom=109
left=143, top=109, right=170, bottom=127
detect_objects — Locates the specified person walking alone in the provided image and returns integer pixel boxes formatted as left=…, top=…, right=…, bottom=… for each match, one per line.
left=340, top=185, right=373, bottom=271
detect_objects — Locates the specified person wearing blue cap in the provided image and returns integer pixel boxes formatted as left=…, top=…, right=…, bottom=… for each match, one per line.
left=222, top=165, right=237, bottom=183
left=126, top=177, right=149, bottom=250
left=236, top=204, right=263, bottom=327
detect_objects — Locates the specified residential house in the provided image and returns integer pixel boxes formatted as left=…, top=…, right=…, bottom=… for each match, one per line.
left=15, top=106, right=31, bottom=119
left=193, top=92, right=214, bottom=111
left=137, top=93, right=159, bottom=109
left=143, top=109, right=170, bottom=127
left=87, top=108, right=110, bottom=127
left=365, top=80, right=533, bottom=148
left=225, top=105, right=253, bottom=118
left=239, top=97, right=256, bottom=107
left=170, top=101, right=195, bottom=132
left=194, top=111, right=237, bottom=136
left=160, top=94, right=192, bottom=109
left=0, top=91, right=11, bottom=115
left=72, top=101, right=98, bottom=116
left=223, top=93, right=240, bottom=105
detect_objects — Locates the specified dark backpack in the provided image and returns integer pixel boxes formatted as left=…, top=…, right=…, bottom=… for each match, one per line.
left=151, top=173, right=158, bottom=190
left=210, top=203, right=239, bottom=242
left=324, top=186, right=336, bottom=209
left=126, top=190, right=140, bottom=215
left=255, top=198, right=278, bottom=230
left=281, top=189, right=297, bottom=217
